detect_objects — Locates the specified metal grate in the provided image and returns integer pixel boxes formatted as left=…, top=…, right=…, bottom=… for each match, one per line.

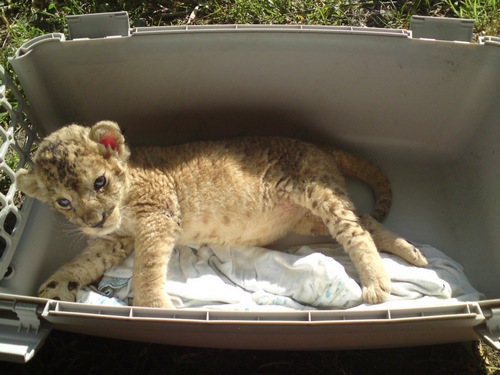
left=0, top=65, right=38, bottom=281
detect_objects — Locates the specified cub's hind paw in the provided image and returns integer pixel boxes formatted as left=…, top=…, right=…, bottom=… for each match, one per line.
left=359, top=215, right=428, bottom=267
left=380, top=237, right=428, bottom=267
left=399, top=240, right=428, bottom=267
left=38, top=278, right=79, bottom=302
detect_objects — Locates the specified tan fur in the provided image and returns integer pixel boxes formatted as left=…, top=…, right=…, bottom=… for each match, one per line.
left=16, top=121, right=427, bottom=308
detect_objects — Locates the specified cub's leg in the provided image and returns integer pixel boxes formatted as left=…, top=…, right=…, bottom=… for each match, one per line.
left=132, top=211, right=181, bottom=308
left=39, top=236, right=134, bottom=302
left=293, top=212, right=428, bottom=266
left=288, top=180, right=390, bottom=304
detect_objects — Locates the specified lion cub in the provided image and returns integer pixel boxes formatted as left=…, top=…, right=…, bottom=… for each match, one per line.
left=16, top=121, right=427, bottom=308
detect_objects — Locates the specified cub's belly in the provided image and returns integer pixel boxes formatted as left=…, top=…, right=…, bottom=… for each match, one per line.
left=177, top=202, right=306, bottom=247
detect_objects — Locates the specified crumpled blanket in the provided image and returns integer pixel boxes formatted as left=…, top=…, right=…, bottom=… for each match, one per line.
left=77, top=243, right=483, bottom=311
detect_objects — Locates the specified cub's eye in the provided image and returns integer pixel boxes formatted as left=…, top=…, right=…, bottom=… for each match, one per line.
left=94, top=175, right=107, bottom=191
left=56, top=198, right=71, bottom=209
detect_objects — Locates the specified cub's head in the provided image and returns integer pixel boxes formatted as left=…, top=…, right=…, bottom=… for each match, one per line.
left=16, top=121, right=131, bottom=236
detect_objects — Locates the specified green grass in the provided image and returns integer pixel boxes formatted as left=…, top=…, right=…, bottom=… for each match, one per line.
left=448, top=0, right=500, bottom=37
left=1, top=0, right=500, bottom=373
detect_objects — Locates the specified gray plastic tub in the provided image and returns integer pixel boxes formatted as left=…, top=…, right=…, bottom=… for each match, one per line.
left=0, top=12, right=499, bottom=363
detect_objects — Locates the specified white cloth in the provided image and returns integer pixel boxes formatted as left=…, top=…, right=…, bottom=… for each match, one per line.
left=77, top=243, right=483, bottom=311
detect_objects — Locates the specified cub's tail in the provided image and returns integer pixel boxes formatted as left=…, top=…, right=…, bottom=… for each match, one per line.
left=333, top=150, right=392, bottom=222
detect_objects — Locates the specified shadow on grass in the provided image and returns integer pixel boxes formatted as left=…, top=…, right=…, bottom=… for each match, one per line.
left=0, top=330, right=488, bottom=374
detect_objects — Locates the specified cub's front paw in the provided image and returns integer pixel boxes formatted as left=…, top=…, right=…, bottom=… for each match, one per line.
left=133, top=292, right=176, bottom=309
left=38, top=276, right=80, bottom=302
left=361, top=273, right=391, bottom=304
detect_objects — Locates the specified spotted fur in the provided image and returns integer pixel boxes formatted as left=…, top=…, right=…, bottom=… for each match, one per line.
left=16, top=121, right=427, bottom=308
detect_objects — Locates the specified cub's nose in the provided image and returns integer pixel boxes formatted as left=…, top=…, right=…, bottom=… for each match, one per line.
left=86, top=211, right=107, bottom=228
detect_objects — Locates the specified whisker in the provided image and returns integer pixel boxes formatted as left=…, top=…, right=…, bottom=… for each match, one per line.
left=52, top=216, right=87, bottom=248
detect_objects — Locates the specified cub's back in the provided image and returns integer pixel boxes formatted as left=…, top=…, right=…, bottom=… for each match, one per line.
left=127, top=137, right=335, bottom=246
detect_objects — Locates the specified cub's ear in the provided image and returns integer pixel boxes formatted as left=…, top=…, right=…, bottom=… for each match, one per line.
left=89, top=120, right=130, bottom=160
left=16, top=168, right=48, bottom=201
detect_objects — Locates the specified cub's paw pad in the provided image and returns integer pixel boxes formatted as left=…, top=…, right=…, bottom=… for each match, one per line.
left=38, top=279, right=79, bottom=302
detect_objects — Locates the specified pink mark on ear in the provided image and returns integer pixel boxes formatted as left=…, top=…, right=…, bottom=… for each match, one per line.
left=100, top=134, right=118, bottom=150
